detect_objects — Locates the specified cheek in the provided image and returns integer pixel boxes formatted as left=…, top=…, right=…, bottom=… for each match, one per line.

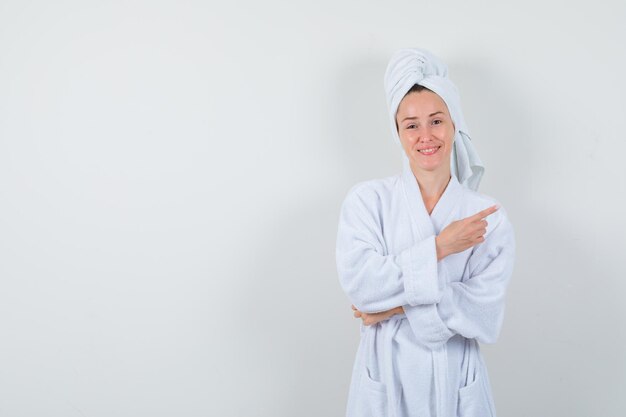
left=435, top=126, right=455, bottom=144
left=399, top=130, right=417, bottom=143
left=398, top=132, right=408, bottom=146
left=399, top=135, right=415, bottom=154
left=442, top=132, right=455, bottom=157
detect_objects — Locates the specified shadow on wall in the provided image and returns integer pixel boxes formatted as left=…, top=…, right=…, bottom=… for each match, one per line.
left=330, top=53, right=402, bottom=182
left=236, top=195, right=353, bottom=416
left=499, top=210, right=625, bottom=416
left=449, top=55, right=625, bottom=414
left=230, top=54, right=402, bottom=416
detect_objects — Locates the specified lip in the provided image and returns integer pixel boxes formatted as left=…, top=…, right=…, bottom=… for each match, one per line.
left=416, top=146, right=441, bottom=156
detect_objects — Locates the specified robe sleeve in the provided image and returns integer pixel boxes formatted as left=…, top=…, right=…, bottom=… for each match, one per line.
left=403, top=208, right=516, bottom=349
left=336, top=184, right=442, bottom=314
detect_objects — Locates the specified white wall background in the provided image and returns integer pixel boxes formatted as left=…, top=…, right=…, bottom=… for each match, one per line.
left=1, top=1, right=625, bottom=416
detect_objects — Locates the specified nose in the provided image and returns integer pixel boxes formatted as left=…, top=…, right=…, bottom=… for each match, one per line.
left=417, top=124, right=435, bottom=142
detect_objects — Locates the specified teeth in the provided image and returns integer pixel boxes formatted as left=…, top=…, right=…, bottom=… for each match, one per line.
left=418, top=147, right=439, bottom=153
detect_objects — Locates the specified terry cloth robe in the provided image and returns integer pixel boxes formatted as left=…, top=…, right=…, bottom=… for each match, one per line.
left=336, top=165, right=515, bottom=417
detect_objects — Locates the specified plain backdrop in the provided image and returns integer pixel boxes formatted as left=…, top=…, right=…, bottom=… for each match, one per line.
left=1, top=1, right=625, bottom=416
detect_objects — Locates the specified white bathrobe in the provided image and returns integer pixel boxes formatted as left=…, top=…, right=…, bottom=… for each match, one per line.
left=336, top=163, right=515, bottom=417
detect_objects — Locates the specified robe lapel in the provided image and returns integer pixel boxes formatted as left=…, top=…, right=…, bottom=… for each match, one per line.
left=400, top=162, right=434, bottom=241
left=399, top=161, right=464, bottom=417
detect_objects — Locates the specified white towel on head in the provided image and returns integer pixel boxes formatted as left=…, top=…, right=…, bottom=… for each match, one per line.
left=383, top=48, right=485, bottom=191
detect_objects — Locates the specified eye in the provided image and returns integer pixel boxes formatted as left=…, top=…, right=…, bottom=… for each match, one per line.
left=406, top=124, right=417, bottom=129
left=432, top=119, right=442, bottom=125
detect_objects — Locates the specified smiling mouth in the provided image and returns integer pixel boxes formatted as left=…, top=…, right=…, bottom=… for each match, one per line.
left=417, top=146, right=441, bottom=155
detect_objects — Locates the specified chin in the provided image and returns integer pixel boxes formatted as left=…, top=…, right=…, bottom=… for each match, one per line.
left=409, top=158, right=450, bottom=174
left=411, top=158, right=442, bottom=170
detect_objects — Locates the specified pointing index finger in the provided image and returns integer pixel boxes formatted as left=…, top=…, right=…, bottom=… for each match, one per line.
left=471, top=204, right=499, bottom=221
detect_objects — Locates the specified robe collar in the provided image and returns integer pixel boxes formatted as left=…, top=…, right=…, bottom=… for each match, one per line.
left=400, top=160, right=463, bottom=237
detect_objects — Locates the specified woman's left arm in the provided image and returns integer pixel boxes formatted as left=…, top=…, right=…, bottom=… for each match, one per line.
left=402, top=209, right=516, bottom=349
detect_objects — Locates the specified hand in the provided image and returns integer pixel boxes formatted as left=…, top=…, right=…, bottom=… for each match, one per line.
left=351, top=305, right=404, bottom=326
left=435, top=204, right=499, bottom=260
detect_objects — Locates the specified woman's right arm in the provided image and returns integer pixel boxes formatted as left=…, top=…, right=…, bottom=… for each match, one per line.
left=336, top=185, right=444, bottom=314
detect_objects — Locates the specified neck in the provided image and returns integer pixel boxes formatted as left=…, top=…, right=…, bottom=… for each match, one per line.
left=409, top=163, right=451, bottom=201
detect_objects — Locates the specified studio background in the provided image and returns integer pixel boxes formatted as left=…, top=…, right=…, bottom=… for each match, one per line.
left=1, top=1, right=624, bottom=416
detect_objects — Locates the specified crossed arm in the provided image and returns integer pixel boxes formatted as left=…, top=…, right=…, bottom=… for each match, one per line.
left=351, top=304, right=405, bottom=326
left=336, top=190, right=515, bottom=348
left=350, top=204, right=497, bottom=324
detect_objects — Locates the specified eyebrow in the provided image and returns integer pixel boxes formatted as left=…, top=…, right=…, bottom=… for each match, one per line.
left=400, top=111, right=444, bottom=123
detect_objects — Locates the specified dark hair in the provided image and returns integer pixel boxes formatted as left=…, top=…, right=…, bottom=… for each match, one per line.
left=395, top=84, right=435, bottom=131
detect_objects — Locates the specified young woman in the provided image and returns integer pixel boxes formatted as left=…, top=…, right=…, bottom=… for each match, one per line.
left=336, top=48, right=516, bottom=417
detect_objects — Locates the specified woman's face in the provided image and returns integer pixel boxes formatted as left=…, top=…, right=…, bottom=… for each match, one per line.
left=396, top=90, right=455, bottom=175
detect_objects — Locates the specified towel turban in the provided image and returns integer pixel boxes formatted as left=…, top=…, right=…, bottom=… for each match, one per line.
left=383, top=48, right=485, bottom=191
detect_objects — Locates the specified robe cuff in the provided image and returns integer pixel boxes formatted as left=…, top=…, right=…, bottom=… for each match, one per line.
left=403, top=303, right=454, bottom=350
left=400, top=235, right=440, bottom=305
